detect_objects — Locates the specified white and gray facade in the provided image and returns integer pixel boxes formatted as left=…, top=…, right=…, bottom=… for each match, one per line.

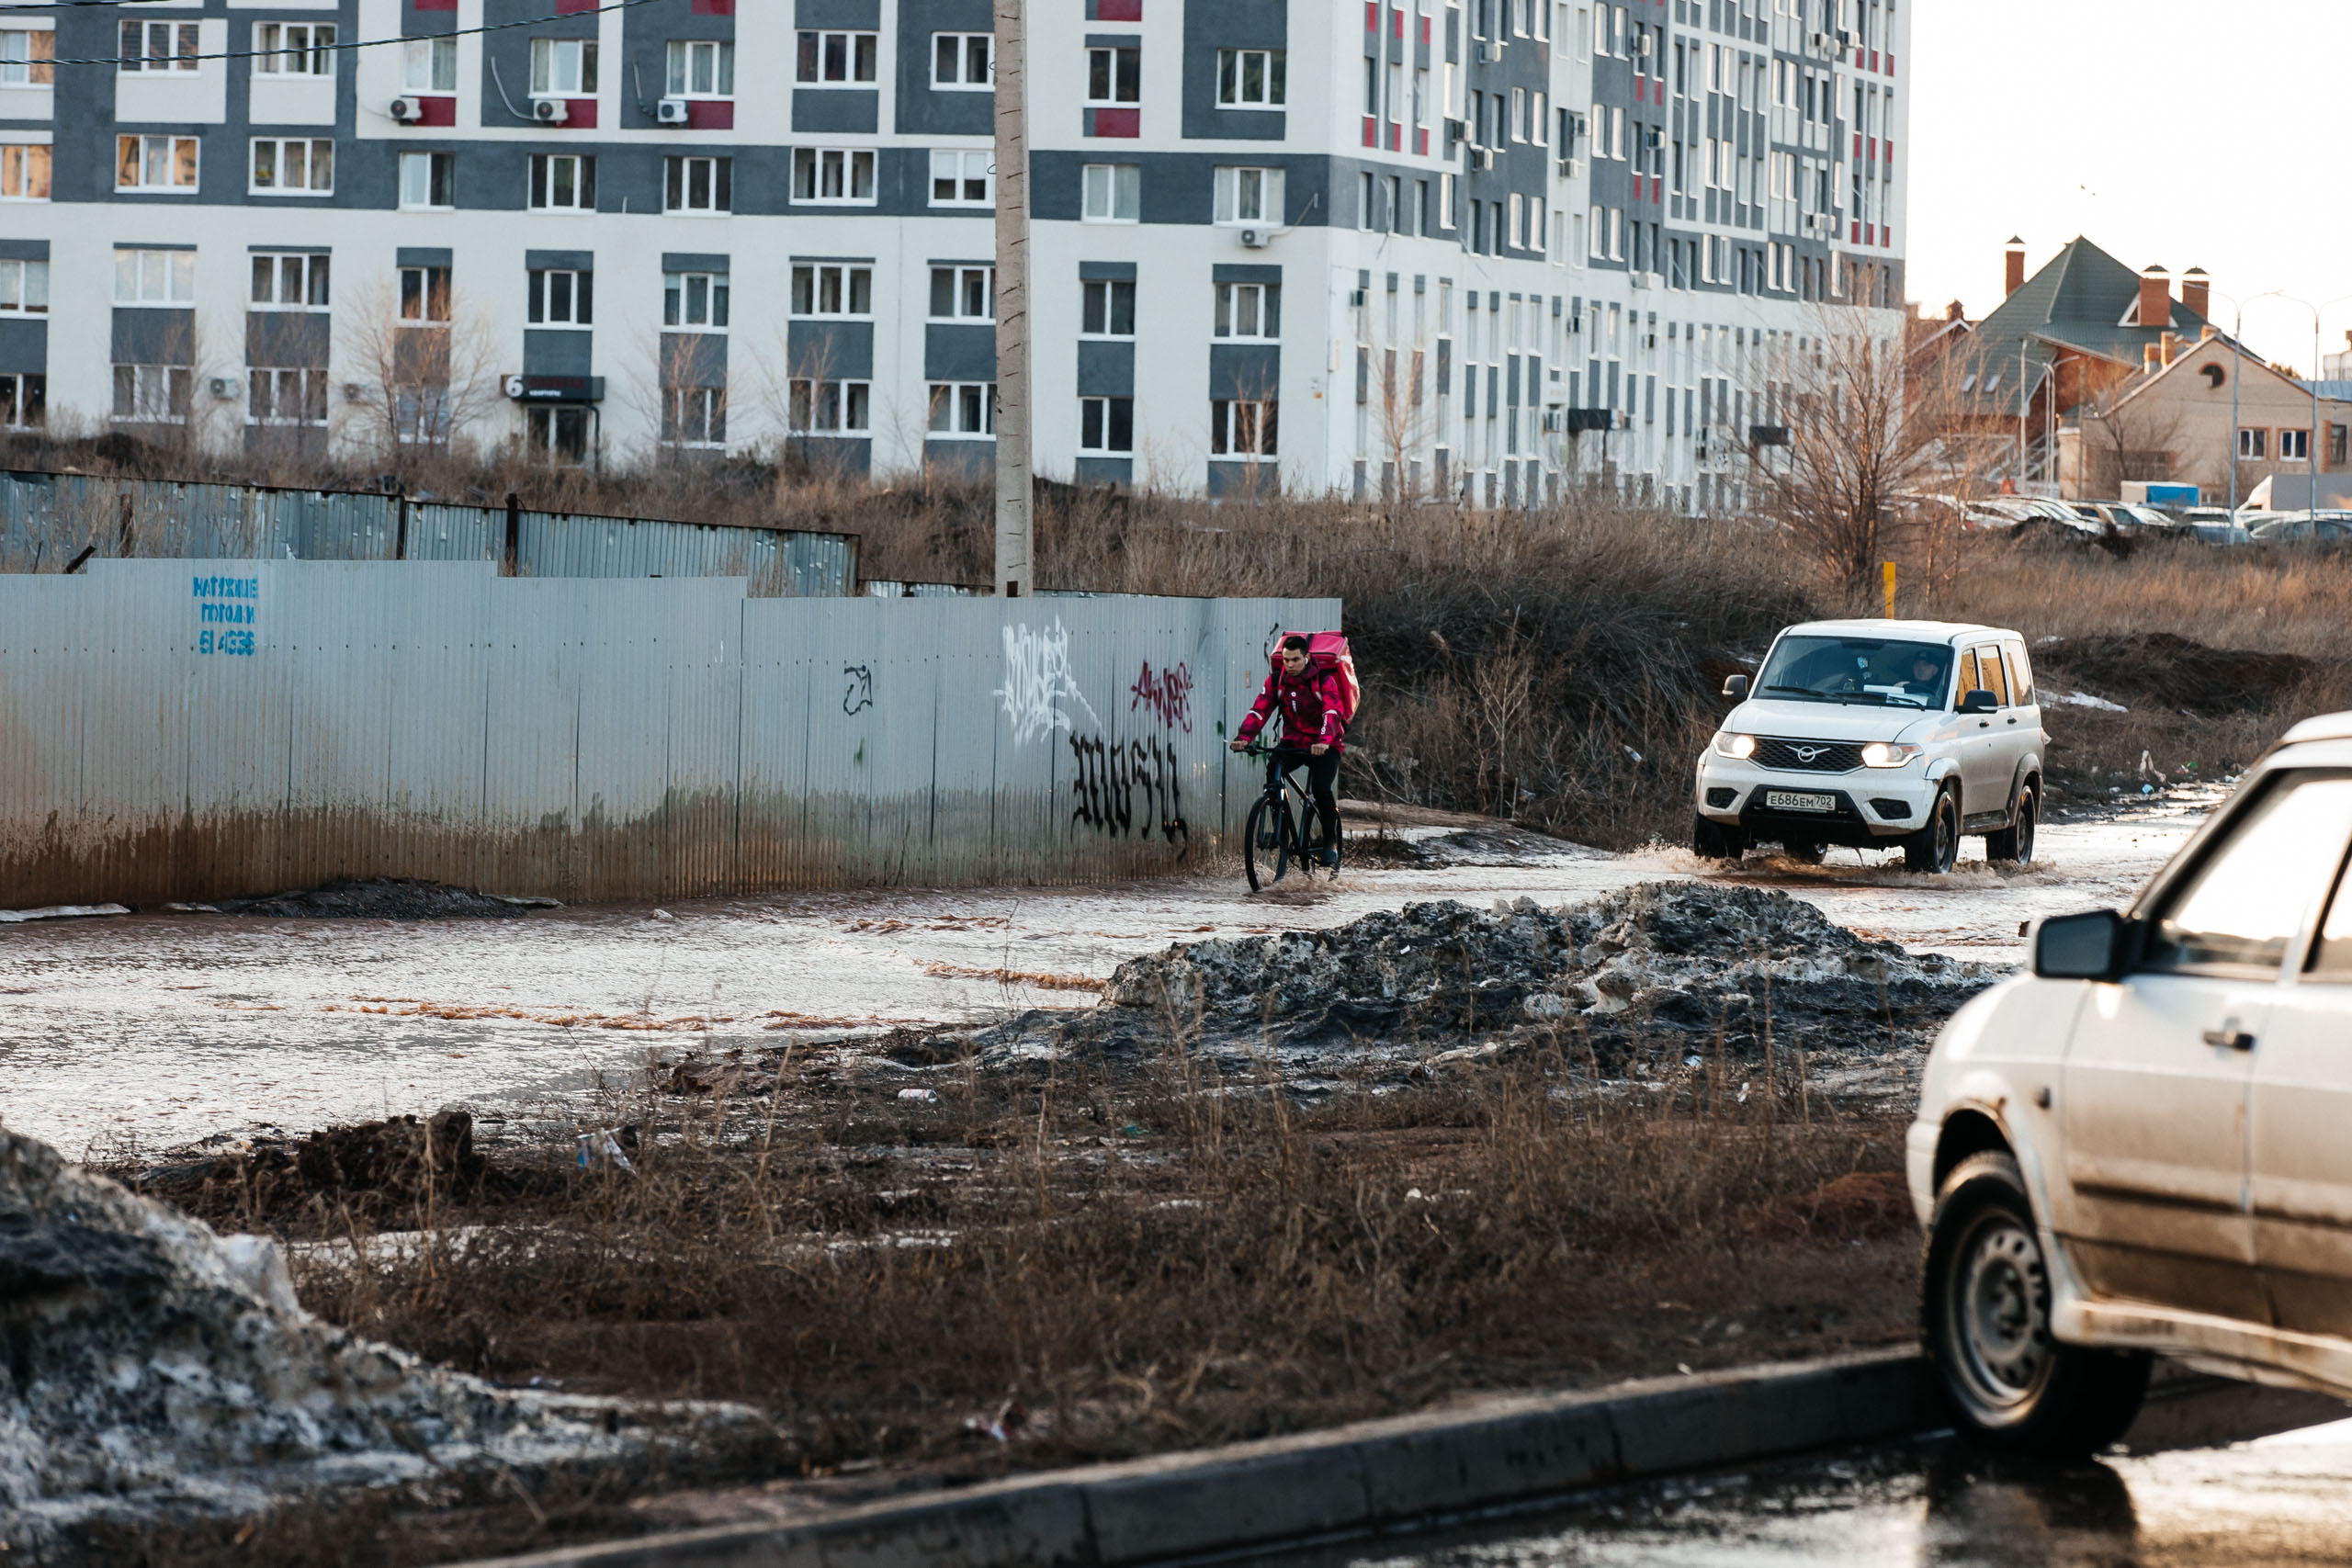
left=0, top=0, right=1905, bottom=508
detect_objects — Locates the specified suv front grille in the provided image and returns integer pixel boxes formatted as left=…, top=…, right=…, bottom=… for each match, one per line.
left=1754, top=738, right=1866, bottom=773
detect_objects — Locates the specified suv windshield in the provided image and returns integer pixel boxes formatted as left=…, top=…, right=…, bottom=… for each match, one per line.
left=1756, top=636, right=1951, bottom=708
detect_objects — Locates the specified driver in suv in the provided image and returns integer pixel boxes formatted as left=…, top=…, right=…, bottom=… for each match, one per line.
left=1692, top=619, right=2046, bottom=874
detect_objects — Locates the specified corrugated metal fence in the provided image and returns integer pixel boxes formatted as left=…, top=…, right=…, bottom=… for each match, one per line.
left=0, top=560, right=1340, bottom=905
left=0, top=471, right=857, bottom=597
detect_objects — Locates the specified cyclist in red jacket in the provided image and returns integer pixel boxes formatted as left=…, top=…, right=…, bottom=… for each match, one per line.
left=1230, top=635, right=1345, bottom=865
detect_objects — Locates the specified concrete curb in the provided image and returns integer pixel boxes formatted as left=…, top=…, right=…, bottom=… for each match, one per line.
left=454, top=1349, right=1940, bottom=1568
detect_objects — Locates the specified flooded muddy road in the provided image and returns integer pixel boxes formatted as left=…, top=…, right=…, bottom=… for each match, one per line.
left=0, top=798, right=2210, bottom=1156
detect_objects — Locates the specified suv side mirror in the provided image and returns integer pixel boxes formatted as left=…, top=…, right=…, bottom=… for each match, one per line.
left=1959, top=688, right=1999, bottom=715
left=1722, top=673, right=1750, bottom=701
left=2034, top=909, right=2134, bottom=980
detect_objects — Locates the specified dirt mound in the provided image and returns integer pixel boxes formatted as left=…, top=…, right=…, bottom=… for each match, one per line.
left=2037, top=631, right=2313, bottom=715
left=0, top=1129, right=752, bottom=1551
left=1746, top=1170, right=1917, bottom=1240
left=1097, top=882, right=1998, bottom=1059
left=212, top=877, right=554, bottom=919
left=130, top=1112, right=492, bottom=1226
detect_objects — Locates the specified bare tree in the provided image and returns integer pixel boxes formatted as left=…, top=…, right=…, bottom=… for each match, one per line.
left=337, top=275, right=500, bottom=478
left=1373, top=342, right=1430, bottom=511
left=2077, top=384, right=2183, bottom=499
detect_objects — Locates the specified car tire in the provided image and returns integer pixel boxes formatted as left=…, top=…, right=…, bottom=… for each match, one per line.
left=1904, top=786, right=1961, bottom=874
left=1986, top=783, right=2037, bottom=864
left=1691, top=813, right=1747, bottom=862
left=1922, top=1151, right=2150, bottom=1458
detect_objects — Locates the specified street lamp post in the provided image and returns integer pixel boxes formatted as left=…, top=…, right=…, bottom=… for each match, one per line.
left=2225, top=291, right=2352, bottom=513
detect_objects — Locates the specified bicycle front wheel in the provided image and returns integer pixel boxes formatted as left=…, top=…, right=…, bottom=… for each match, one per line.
left=1244, top=794, right=1297, bottom=891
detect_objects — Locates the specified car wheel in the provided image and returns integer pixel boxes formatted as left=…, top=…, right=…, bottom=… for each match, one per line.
left=1922, top=1151, right=2150, bottom=1457
left=1691, top=813, right=1747, bottom=862
left=1904, top=786, right=1961, bottom=874
left=1986, top=784, right=2037, bottom=864
left=1781, top=838, right=1828, bottom=863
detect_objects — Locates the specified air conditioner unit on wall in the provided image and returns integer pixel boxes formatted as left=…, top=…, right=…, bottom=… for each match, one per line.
left=1471, top=146, right=1495, bottom=171
left=1479, top=39, right=1504, bottom=62
left=389, top=96, right=425, bottom=124
left=1238, top=225, right=1270, bottom=248
left=532, top=97, right=569, bottom=124
left=208, top=377, right=236, bottom=400
left=656, top=96, right=690, bottom=125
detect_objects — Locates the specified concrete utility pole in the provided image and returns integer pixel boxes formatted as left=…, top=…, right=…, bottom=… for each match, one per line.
left=991, top=0, right=1032, bottom=598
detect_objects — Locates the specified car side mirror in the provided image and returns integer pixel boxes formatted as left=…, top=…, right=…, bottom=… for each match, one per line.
left=1959, top=689, right=1998, bottom=715
left=1721, top=673, right=1749, bottom=701
left=2034, top=909, right=2134, bottom=981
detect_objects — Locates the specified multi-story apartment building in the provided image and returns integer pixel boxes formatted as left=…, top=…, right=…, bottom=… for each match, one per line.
left=0, top=0, right=1905, bottom=510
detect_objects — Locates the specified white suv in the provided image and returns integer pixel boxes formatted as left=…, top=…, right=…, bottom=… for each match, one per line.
left=1912, top=713, right=2352, bottom=1453
left=1693, top=619, right=2046, bottom=873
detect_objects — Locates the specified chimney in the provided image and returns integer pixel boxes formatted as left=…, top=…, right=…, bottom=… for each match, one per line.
left=2004, top=236, right=2026, bottom=297
left=2139, top=264, right=2171, bottom=330
left=2180, top=266, right=2210, bottom=321
left=2202, top=325, right=2219, bottom=343
left=2161, top=331, right=2180, bottom=367
left=2143, top=343, right=2162, bottom=375
left=1946, top=299, right=1964, bottom=321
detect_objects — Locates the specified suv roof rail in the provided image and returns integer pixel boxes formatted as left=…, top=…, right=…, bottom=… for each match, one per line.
left=2281, top=712, right=2352, bottom=744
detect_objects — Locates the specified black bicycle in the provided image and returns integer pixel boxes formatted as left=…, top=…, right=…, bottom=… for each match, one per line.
left=1240, top=742, right=1342, bottom=891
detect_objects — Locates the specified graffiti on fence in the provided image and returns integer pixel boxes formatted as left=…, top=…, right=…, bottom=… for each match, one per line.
left=842, top=664, right=874, bottom=716
left=1069, top=733, right=1188, bottom=843
left=1128, top=660, right=1194, bottom=732
left=997, top=618, right=1099, bottom=746
left=193, top=573, right=260, bottom=658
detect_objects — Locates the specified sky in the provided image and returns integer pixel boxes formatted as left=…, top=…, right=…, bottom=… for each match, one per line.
left=1905, top=0, right=2352, bottom=373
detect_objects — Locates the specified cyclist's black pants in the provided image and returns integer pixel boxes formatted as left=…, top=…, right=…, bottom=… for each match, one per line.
left=1269, top=747, right=1340, bottom=849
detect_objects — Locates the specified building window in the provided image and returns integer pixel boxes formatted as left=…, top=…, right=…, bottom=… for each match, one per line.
left=402, top=36, right=457, bottom=92
left=1080, top=277, right=1135, bottom=337
left=662, top=386, right=726, bottom=447
left=113, top=365, right=191, bottom=421
left=1086, top=46, right=1141, bottom=104
left=2333, top=424, right=2347, bottom=467
left=527, top=268, right=593, bottom=327
left=249, top=367, right=328, bottom=426
left=0, top=372, right=43, bottom=428
left=664, top=270, right=729, bottom=329
left=928, top=381, right=996, bottom=437
left=930, top=149, right=992, bottom=206
left=119, top=20, right=198, bottom=73
left=933, top=32, right=992, bottom=87
left=1216, top=48, right=1284, bottom=106
left=115, top=248, right=194, bottom=305
left=1212, top=165, right=1283, bottom=225
left=667, top=39, right=734, bottom=96
left=797, top=30, right=878, bottom=85
left=1210, top=398, right=1278, bottom=456
left=116, top=135, right=199, bottom=193
left=0, top=256, right=45, bottom=316
left=529, top=38, right=597, bottom=96
left=254, top=23, right=335, bottom=77
left=791, top=147, right=876, bottom=204
left=0, top=144, right=50, bottom=201
left=1214, top=282, right=1279, bottom=340
left=1081, top=163, right=1139, bottom=222
left=401, top=265, right=451, bottom=324
left=2281, top=428, right=2311, bottom=462
left=1080, top=396, right=1134, bottom=454
left=251, top=137, right=335, bottom=196
left=528, top=152, right=595, bottom=209
left=788, top=378, right=872, bottom=434
left=400, top=151, right=454, bottom=209
left=526, top=405, right=592, bottom=465
left=789, top=263, right=873, bottom=316
left=250, top=252, right=329, bottom=310
left=2238, top=427, right=2267, bottom=460
left=0, top=30, right=55, bottom=86
left=664, top=154, right=731, bottom=213
left=929, top=265, right=993, bottom=321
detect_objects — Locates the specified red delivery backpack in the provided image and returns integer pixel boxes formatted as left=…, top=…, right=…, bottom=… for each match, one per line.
left=1271, top=631, right=1362, bottom=728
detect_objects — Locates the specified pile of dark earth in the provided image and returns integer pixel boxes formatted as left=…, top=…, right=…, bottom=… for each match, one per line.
left=204, top=876, right=557, bottom=919
left=662, top=882, right=2006, bottom=1107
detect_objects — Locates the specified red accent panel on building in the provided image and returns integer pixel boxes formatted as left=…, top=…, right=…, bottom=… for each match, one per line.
left=1655, top=79, right=1664, bottom=104
left=555, top=0, right=598, bottom=13
left=1884, top=51, right=1894, bottom=75
left=417, top=95, right=456, bottom=126
left=1363, top=116, right=1377, bottom=147
left=686, top=100, right=733, bottom=130
left=1365, top=1, right=1378, bottom=29
left=560, top=97, right=597, bottom=127
left=1393, top=6, right=1404, bottom=36
left=1389, top=121, right=1402, bottom=151
left=1883, top=140, right=1894, bottom=164
left=1853, top=131, right=1862, bottom=157
left=1090, top=107, right=1140, bottom=138
left=413, top=0, right=455, bottom=9
left=1867, top=137, right=1876, bottom=161
left=1096, top=0, right=1142, bottom=17
left=1851, top=220, right=1861, bottom=243
left=1421, top=15, right=1431, bottom=42
left=1417, top=127, right=1428, bottom=155
left=691, top=0, right=735, bottom=11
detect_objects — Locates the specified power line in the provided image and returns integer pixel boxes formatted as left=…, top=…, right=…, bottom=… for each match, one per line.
left=45, top=0, right=677, bottom=66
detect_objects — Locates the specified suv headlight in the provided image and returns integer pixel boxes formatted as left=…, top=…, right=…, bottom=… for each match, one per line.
left=1860, top=741, right=1922, bottom=768
left=1712, top=731, right=1757, bottom=760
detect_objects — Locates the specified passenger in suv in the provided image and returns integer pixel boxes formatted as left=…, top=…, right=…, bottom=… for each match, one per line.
left=1692, top=619, right=2046, bottom=873
left=1912, top=715, right=2352, bottom=1453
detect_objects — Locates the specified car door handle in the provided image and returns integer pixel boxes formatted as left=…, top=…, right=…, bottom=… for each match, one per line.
left=2202, top=1029, right=2256, bottom=1051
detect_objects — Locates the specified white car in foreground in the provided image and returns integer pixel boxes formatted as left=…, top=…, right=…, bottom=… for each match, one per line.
left=1911, top=712, right=2352, bottom=1453
left=1694, top=620, right=2047, bottom=873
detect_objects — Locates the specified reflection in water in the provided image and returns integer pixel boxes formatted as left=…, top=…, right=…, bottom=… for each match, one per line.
left=1917, top=1455, right=2136, bottom=1567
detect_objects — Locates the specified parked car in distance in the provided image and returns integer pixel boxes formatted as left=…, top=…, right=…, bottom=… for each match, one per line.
left=1694, top=620, right=2045, bottom=874
left=2247, top=511, right=2352, bottom=545
left=1911, top=711, right=2352, bottom=1453
left=2177, top=506, right=2252, bottom=546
